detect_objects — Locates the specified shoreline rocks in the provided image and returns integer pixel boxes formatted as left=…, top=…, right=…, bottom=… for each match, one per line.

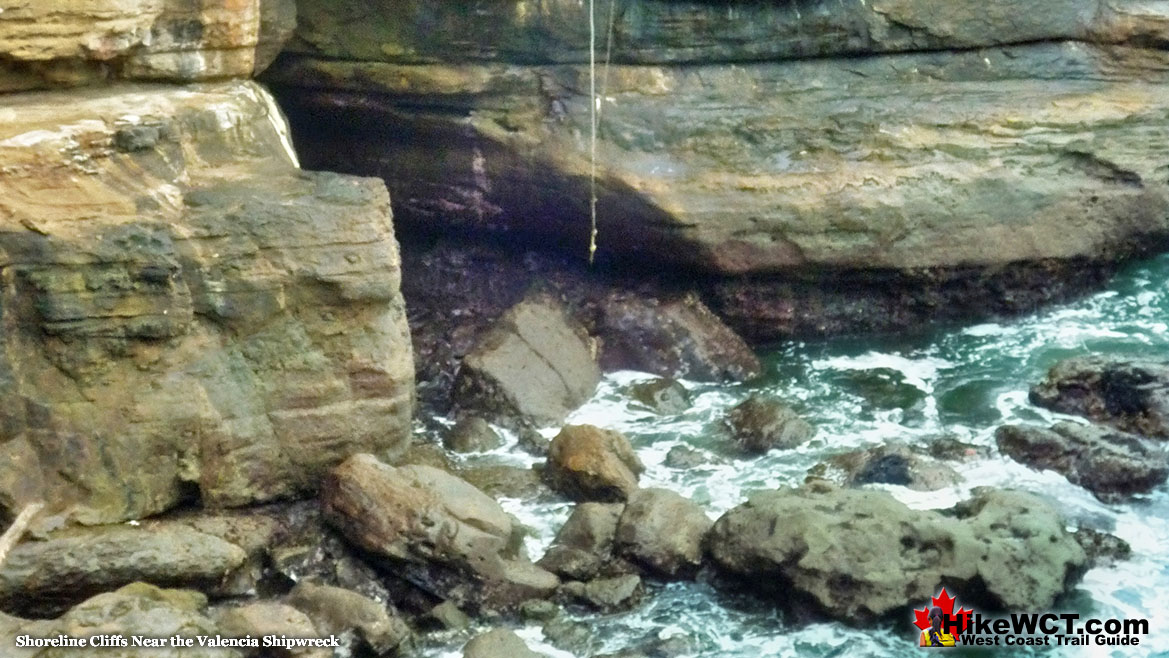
left=707, top=484, right=1086, bottom=622
left=725, top=395, right=815, bottom=454
left=1030, top=356, right=1169, bottom=438
left=543, top=426, right=644, bottom=502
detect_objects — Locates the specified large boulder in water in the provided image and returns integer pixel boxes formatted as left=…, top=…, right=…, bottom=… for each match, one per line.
left=613, top=488, right=712, bottom=579
left=543, top=426, right=644, bottom=502
left=321, top=454, right=559, bottom=613
left=996, top=422, right=1169, bottom=499
left=453, top=292, right=600, bottom=428
left=725, top=395, right=815, bottom=454
left=707, top=483, right=1086, bottom=622
left=1030, top=356, right=1169, bottom=438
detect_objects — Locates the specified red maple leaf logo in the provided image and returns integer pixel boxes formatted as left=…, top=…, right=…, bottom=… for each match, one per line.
left=913, top=587, right=971, bottom=634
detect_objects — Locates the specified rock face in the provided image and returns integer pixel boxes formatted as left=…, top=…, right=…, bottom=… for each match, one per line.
left=453, top=292, right=600, bottom=428
left=707, top=484, right=1086, bottom=622
left=996, top=422, right=1169, bottom=499
left=0, top=0, right=296, bottom=91
left=321, top=454, right=558, bottom=612
left=1030, top=356, right=1169, bottom=438
left=613, top=488, right=711, bottom=579
left=544, top=426, right=644, bottom=502
left=725, top=396, right=815, bottom=453
left=265, top=2, right=1169, bottom=340
left=0, top=82, right=414, bottom=527
left=0, top=524, right=246, bottom=617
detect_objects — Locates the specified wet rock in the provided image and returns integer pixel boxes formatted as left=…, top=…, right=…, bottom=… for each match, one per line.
left=459, top=465, right=547, bottom=500
left=464, top=629, right=548, bottom=658
left=598, top=293, right=761, bottom=382
left=614, top=489, right=712, bottom=579
left=708, top=483, right=1086, bottom=621
left=453, top=292, right=600, bottom=428
left=519, top=599, right=560, bottom=622
left=807, top=443, right=961, bottom=491
left=544, top=426, right=644, bottom=502
left=423, top=600, right=471, bottom=631
left=445, top=417, right=505, bottom=453
left=1030, top=356, right=1169, bottom=438
left=321, top=454, right=558, bottom=612
left=1073, top=528, right=1132, bottom=568
left=560, top=574, right=644, bottom=612
left=628, top=379, right=693, bottom=416
left=0, top=524, right=246, bottom=617
left=663, top=445, right=712, bottom=470
left=829, top=368, right=928, bottom=413
left=0, top=83, right=414, bottom=528
left=927, top=436, right=992, bottom=462
left=537, top=503, right=623, bottom=581
left=725, top=395, right=815, bottom=454
left=4, top=583, right=240, bottom=658
left=288, top=582, right=412, bottom=656
left=215, top=602, right=326, bottom=658
left=517, top=428, right=552, bottom=457
left=996, top=422, right=1169, bottom=499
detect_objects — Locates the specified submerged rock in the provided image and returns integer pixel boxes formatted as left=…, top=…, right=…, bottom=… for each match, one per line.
left=996, top=422, right=1169, bottom=499
left=708, top=484, right=1086, bottom=622
left=464, top=629, right=548, bottom=658
left=0, top=524, right=246, bottom=617
left=807, top=442, right=961, bottom=491
left=321, top=454, right=558, bottom=613
left=453, top=292, right=600, bottom=428
left=1030, top=356, right=1169, bottom=438
left=725, top=395, right=815, bottom=454
left=444, top=417, right=505, bottom=453
left=628, top=378, right=693, bottom=416
left=544, top=426, right=644, bottom=502
left=614, top=488, right=712, bottom=579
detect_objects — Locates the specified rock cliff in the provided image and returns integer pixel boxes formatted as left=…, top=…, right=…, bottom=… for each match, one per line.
left=0, top=2, right=414, bottom=529
left=264, top=0, right=1169, bottom=339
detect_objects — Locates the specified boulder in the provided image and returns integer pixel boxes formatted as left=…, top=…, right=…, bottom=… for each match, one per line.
left=613, top=488, right=712, bottom=579
left=725, top=396, right=815, bottom=454
left=444, top=417, right=504, bottom=453
left=215, top=602, right=326, bottom=658
left=598, top=293, right=761, bottom=381
left=707, top=483, right=1086, bottom=621
left=537, top=502, right=623, bottom=581
left=1030, top=356, right=1169, bottom=438
left=996, top=422, right=1169, bottom=499
left=560, top=574, right=644, bottom=613
left=807, top=442, right=961, bottom=491
left=662, top=445, right=713, bottom=470
left=0, top=82, right=414, bottom=528
left=321, top=454, right=558, bottom=612
left=628, top=379, right=692, bottom=416
left=0, top=524, right=246, bottom=617
left=0, top=0, right=296, bottom=91
left=2, top=583, right=241, bottom=658
left=453, top=293, right=600, bottom=428
left=543, top=426, right=644, bottom=502
left=287, top=582, right=411, bottom=656
left=464, top=629, right=547, bottom=658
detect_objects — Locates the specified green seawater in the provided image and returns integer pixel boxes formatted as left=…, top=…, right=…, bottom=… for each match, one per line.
left=424, top=254, right=1169, bottom=658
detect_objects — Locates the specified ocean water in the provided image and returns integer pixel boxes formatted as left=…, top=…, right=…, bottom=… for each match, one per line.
left=422, top=254, right=1169, bottom=658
